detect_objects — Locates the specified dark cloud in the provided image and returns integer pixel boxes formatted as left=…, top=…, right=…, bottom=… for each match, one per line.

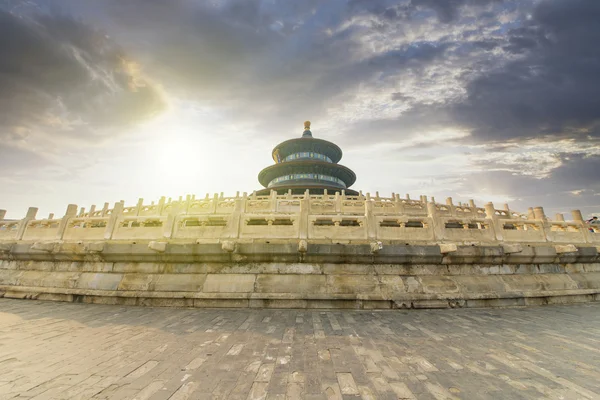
left=452, top=0, right=600, bottom=142
left=0, top=8, right=165, bottom=146
left=453, top=154, right=600, bottom=215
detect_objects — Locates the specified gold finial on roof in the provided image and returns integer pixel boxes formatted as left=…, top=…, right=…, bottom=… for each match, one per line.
left=304, top=120, right=311, bottom=130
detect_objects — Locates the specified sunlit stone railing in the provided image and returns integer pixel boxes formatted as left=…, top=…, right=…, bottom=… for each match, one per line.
left=1, top=190, right=598, bottom=245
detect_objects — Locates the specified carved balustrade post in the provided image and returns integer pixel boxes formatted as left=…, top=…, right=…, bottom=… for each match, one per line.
left=163, top=203, right=181, bottom=239
left=16, top=207, right=38, bottom=240
left=365, top=196, right=376, bottom=240
left=101, top=202, right=110, bottom=217
left=484, top=202, right=502, bottom=242
left=135, top=198, right=144, bottom=216
left=571, top=210, right=584, bottom=223
left=56, top=204, right=78, bottom=240
left=224, top=197, right=243, bottom=239
left=532, top=206, right=550, bottom=242
left=211, top=193, right=219, bottom=214
left=427, top=202, right=443, bottom=241
left=299, top=197, right=309, bottom=240
left=104, top=202, right=124, bottom=240
left=158, top=196, right=166, bottom=215
left=335, top=191, right=341, bottom=213
left=446, top=197, right=456, bottom=216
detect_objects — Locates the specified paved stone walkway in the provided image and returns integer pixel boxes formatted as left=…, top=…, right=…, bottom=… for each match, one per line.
left=1, top=300, right=600, bottom=399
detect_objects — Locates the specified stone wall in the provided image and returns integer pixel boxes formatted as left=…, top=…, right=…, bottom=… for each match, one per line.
left=1, top=242, right=599, bottom=309
left=2, top=192, right=599, bottom=309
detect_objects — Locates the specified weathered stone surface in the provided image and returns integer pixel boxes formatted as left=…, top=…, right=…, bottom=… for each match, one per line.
left=1, top=241, right=600, bottom=308
left=76, top=272, right=123, bottom=290
left=326, top=275, right=379, bottom=295
left=118, top=273, right=155, bottom=291
left=85, top=241, right=105, bottom=252
left=255, top=275, right=327, bottom=294
left=203, top=274, right=256, bottom=292
left=154, top=273, right=206, bottom=292
left=148, top=241, right=167, bottom=252
left=502, top=243, right=523, bottom=254
left=439, top=243, right=457, bottom=254
left=555, top=244, right=578, bottom=254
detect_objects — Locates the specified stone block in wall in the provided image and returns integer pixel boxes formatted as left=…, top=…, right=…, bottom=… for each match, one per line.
left=322, top=264, right=374, bottom=275
left=203, top=274, right=256, bottom=293
left=501, top=243, right=523, bottom=254
left=326, top=275, right=379, bottom=295
left=531, top=246, right=558, bottom=263
left=140, top=298, right=195, bottom=307
left=31, top=241, right=61, bottom=253
left=452, top=275, right=509, bottom=295
left=40, top=272, right=80, bottom=289
left=154, top=274, right=206, bottom=292
left=378, top=245, right=443, bottom=264
left=118, top=274, right=155, bottom=291
left=164, top=263, right=209, bottom=274
left=567, top=272, right=600, bottom=289
left=554, top=244, right=577, bottom=254
left=379, top=276, right=406, bottom=296
left=255, top=274, right=326, bottom=294
left=439, top=243, right=457, bottom=254
left=465, top=298, right=525, bottom=308
left=0, top=269, right=22, bottom=286
left=564, top=264, right=586, bottom=273
left=249, top=299, right=309, bottom=308
left=442, top=245, right=504, bottom=265
left=536, top=264, right=563, bottom=274
left=412, top=300, right=451, bottom=308
left=148, top=241, right=167, bottom=252
left=0, top=242, right=14, bottom=253
left=416, top=276, right=460, bottom=295
left=76, top=272, right=123, bottom=291
left=193, top=298, right=249, bottom=308
left=85, top=242, right=105, bottom=253
left=545, top=294, right=594, bottom=305
left=112, top=263, right=165, bottom=274
left=500, top=274, right=578, bottom=292
left=14, top=271, right=49, bottom=288
left=573, top=246, right=599, bottom=263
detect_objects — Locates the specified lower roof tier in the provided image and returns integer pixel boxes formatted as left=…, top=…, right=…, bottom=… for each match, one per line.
left=258, top=160, right=356, bottom=189
left=254, top=186, right=359, bottom=195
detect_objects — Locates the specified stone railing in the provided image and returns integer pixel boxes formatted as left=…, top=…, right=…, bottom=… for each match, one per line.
left=1, top=191, right=598, bottom=245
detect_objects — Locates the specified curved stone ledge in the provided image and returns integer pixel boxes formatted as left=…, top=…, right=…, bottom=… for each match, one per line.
left=1, top=241, right=599, bottom=265
left=1, top=259, right=599, bottom=309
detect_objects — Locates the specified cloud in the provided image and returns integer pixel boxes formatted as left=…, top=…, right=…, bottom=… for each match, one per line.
left=0, top=7, right=165, bottom=153
left=451, top=0, right=600, bottom=142
left=409, top=0, right=503, bottom=23
left=1, top=0, right=599, bottom=218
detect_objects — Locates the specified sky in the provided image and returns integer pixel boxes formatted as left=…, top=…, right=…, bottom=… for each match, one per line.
left=1, top=0, right=599, bottom=220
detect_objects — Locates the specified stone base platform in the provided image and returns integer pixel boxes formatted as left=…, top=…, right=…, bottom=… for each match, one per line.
left=1, top=242, right=600, bottom=309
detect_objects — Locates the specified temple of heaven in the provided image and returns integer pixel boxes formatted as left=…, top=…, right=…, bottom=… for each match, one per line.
left=256, top=121, right=358, bottom=195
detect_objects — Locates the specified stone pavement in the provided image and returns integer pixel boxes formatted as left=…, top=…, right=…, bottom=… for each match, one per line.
left=1, top=300, right=600, bottom=400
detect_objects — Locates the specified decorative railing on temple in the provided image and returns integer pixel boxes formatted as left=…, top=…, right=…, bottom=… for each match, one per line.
left=0, top=191, right=598, bottom=245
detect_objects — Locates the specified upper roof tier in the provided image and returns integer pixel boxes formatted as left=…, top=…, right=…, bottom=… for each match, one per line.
left=272, top=137, right=343, bottom=164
